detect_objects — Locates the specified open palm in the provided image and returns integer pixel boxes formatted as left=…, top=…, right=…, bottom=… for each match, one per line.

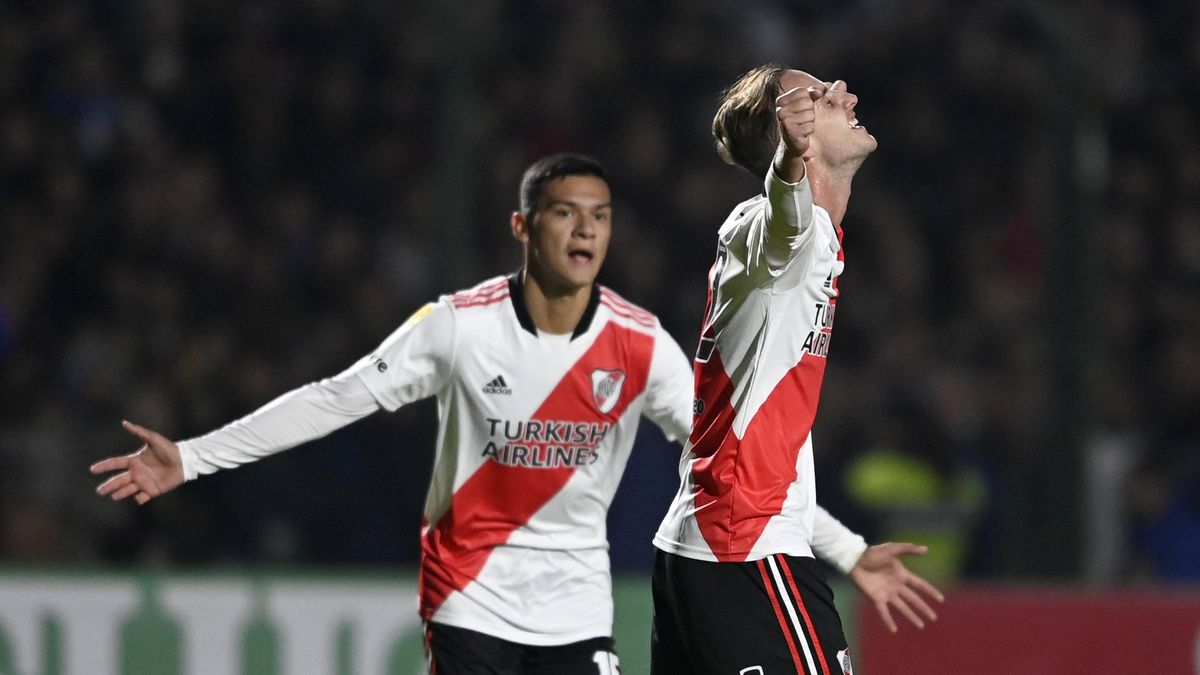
left=849, top=542, right=945, bottom=633
left=91, top=420, right=185, bottom=505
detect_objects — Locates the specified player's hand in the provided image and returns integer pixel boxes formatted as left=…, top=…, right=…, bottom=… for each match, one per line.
left=90, top=420, right=185, bottom=505
left=848, top=542, right=945, bottom=633
left=775, top=85, right=825, bottom=157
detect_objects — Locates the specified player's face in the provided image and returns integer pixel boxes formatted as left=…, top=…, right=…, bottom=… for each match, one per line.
left=779, top=70, right=878, bottom=166
left=515, top=174, right=612, bottom=293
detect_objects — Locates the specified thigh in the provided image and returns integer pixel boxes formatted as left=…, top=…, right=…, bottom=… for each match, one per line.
left=657, top=552, right=849, bottom=675
left=426, top=622, right=522, bottom=675
left=522, top=636, right=620, bottom=675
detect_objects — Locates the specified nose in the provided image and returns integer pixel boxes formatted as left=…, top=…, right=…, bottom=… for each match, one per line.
left=830, top=81, right=857, bottom=108
left=573, top=214, right=596, bottom=238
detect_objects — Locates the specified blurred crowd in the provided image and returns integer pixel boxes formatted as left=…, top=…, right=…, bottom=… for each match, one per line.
left=1, top=0, right=1196, bottom=583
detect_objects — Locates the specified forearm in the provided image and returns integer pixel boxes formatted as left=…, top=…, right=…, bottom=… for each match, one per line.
left=178, top=372, right=381, bottom=480
left=772, top=143, right=807, bottom=184
left=761, top=163, right=815, bottom=267
left=811, top=505, right=868, bottom=575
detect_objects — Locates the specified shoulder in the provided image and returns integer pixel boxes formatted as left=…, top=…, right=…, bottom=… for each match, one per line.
left=808, top=204, right=838, bottom=249
left=718, top=193, right=768, bottom=245
left=597, top=286, right=658, bottom=332
left=444, top=275, right=512, bottom=311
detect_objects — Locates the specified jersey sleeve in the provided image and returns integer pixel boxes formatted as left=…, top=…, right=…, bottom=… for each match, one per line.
left=720, top=165, right=817, bottom=286
left=760, top=163, right=817, bottom=269
left=177, top=367, right=382, bottom=481
left=639, top=321, right=694, bottom=443
left=350, top=299, right=457, bottom=411
left=175, top=298, right=456, bottom=482
left=810, top=505, right=869, bottom=575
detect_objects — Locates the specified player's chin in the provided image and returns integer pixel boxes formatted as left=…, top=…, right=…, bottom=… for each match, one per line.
left=856, top=129, right=878, bottom=150
left=854, top=136, right=878, bottom=159
left=572, top=268, right=600, bottom=288
left=555, top=262, right=598, bottom=289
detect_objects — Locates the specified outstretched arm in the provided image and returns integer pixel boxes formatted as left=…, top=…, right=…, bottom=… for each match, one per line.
left=811, top=507, right=944, bottom=632
left=755, top=85, right=827, bottom=272
left=90, top=300, right=457, bottom=503
left=91, top=420, right=185, bottom=505
left=172, top=371, right=382, bottom=480
left=89, top=372, right=381, bottom=503
left=849, top=542, right=944, bottom=633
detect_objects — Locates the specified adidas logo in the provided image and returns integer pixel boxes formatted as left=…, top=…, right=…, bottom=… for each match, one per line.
left=482, top=375, right=512, bottom=395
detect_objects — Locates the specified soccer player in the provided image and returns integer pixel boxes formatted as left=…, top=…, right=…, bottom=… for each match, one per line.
left=92, top=153, right=930, bottom=674
left=651, top=67, right=945, bottom=675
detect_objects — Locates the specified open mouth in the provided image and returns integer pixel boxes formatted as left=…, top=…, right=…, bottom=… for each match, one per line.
left=849, top=117, right=863, bottom=129
left=568, top=249, right=594, bottom=263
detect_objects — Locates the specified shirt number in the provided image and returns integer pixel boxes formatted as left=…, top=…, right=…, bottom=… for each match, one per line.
left=592, top=650, right=621, bottom=674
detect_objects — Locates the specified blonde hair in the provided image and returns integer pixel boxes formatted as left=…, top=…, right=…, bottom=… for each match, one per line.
left=712, top=64, right=785, bottom=178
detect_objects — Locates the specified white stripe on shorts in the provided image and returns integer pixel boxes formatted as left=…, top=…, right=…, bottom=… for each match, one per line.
left=767, top=555, right=819, bottom=675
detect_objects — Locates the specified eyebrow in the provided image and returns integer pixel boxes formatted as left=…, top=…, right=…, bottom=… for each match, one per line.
left=545, top=199, right=612, bottom=210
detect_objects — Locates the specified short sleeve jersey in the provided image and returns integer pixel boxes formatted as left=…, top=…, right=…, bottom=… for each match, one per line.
left=352, top=273, right=692, bottom=645
left=654, top=170, right=845, bottom=563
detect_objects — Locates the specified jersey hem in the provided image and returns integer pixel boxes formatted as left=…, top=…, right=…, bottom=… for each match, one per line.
left=427, top=614, right=612, bottom=647
left=653, top=535, right=814, bottom=563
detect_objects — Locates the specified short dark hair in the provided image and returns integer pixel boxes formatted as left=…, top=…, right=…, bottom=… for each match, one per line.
left=712, top=64, right=786, bottom=178
left=519, top=153, right=608, bottom=216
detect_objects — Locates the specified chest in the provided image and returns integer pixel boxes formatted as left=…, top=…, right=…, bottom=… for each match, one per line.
left=451, top=317, right=647, bottom=423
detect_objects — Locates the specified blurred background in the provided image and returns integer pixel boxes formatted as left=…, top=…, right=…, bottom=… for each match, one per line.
left=1, top=0, right=1198, bottom=673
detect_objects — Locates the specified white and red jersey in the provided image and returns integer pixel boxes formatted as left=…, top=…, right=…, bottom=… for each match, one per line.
left=655, top=168, right=845, bottom=563
left=353, top=274, right=693, bottom=644
left=176, top=267, right=866, bottom=646
left=178, top=273, right=692, bottom=645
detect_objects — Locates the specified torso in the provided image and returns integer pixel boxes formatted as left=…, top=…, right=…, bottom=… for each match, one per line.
left=655, top=195, right=845, bottom=562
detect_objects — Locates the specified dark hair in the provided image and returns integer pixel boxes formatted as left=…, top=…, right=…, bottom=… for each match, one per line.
left=712, top=64, right=786, bottom=178
left=518, top=153, right=608, bottom=216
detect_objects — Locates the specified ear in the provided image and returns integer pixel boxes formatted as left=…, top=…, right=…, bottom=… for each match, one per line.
left=510, top=211, right=529, bottom=243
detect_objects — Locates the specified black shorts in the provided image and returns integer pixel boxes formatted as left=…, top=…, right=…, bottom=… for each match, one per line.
left=425, top=622, right=621, bottom=675
left=651, top=550, right=851, bottom=675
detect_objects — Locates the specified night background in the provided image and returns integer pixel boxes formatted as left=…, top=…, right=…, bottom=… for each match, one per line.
left=1, top=1, right=1198, bottom=673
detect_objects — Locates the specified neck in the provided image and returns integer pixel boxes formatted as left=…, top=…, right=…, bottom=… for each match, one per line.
left=522, top=269, right=592, bottom=334
left=805, top=161, right=858, bottom=227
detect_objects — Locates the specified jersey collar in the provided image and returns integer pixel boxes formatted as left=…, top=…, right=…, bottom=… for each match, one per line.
left=507, top=270, right=600, bottom=341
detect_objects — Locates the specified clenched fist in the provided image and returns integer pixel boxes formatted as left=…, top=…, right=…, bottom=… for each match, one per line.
left=776, top=85, right=826, bottom=158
